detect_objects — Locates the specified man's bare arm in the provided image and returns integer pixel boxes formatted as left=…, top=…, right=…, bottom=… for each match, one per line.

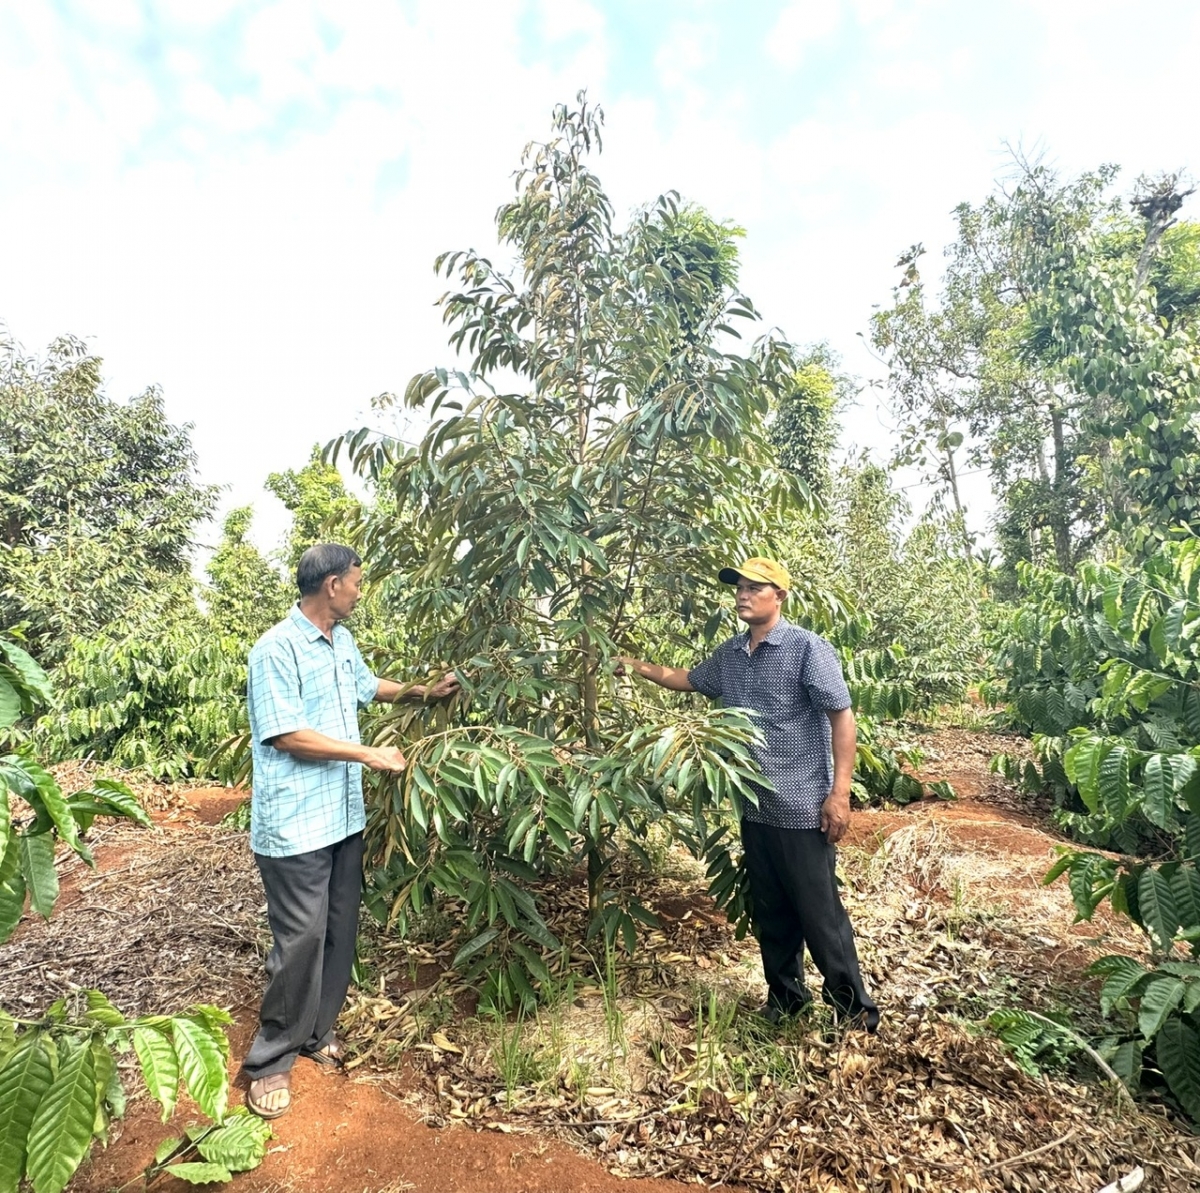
left=268, top=729, right=406, bottom=771
left=820, top=707, right=857, bottom=844
left=375, top=674, right=461, bottom=703
left=616, top=656, right=696, bottom=692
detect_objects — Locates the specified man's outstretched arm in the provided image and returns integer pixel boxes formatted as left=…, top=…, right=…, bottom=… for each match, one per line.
left=375, top=673, right=461, bottom=703
left=616, top=657, right=696, bottom=692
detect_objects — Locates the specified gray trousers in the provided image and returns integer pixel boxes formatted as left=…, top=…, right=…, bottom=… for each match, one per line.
left=742, top=820, right=879, bottom=1029
left=243, top=832, right=364, bottom=1079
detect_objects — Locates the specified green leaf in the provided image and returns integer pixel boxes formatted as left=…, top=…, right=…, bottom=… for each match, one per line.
left=0, top=642, right=51, bottom=708
left=0, top=679, right=20, bottom=732
left=451, top=926, right=501, bottom=970
left=1138, top=867, right=1180, bottom=951
left=1156, top=1015, right=1200, bottom=1122
left=132, top=1027, right=179, bottom=1121
left=83, top=991, right=125, bottom=1029
left=1172, top=866, right=1200, bottom=934
left=78, top=780, right=152, bottom=829
left=1138, top=975, right=1186, bottom=1040
left=0, top=839, right=24, bottom=945
left=164, top=1162, right=233, bottom=1184
left=1099, top=744, right=1131, bottom=820
left=11, top=762, right=87, bottom=862
left=1096, top=956, right=1150, bottom=1015
left=17, top=835, right=58, bottom=919
left=92, top=1039, right=124, bottom=1123
left=25, top=1037, right=98, bottom=1193
left=1142, top=754, right=1174, bottom=829
left=154, top=1136, right=185, bottom=1166
left=0, top=1033, right=55, bottom=1193
left=171, top=1018, right=228, bottom=1122
left=194, top=1110, right=271, bottom=1172
left=0, top=777, right=9, bottom=863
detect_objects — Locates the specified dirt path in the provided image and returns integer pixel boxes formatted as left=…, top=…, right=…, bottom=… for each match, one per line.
left=9, top=733, right=1196, bottom=1192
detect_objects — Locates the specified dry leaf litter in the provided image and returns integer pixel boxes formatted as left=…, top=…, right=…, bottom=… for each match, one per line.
left=1, top=737, right=1197, bottom=1192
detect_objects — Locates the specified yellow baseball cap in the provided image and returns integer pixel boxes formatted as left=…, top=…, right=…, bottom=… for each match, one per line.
left=717, top=557, right=791, bottom=589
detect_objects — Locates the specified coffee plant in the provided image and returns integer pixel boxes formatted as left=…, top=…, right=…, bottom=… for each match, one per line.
left=0, top=636, right=247, bottom=1193
left=991, top=540, right=1200, bottom=1118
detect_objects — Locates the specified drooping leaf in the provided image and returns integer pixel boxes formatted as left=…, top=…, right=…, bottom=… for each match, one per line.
left=16, top=835, right=58, bottom=920
left=25, top=1037, right=98, bottom=1193
left=1138, top=975, right=1187, bottom=1040
left=194, top=1110, right=271, bottom=1172
left=83, top=991, right=125, bottom=1029
left=1142, top=753, right=1175, bottom=830
left=0, top=839, right=23, bottom=945
left=0, top=679, right=20, bottom=732
left=171, top=1018, right=228, bottom=1121
left=0, top=1033, right=55, bottom=1193
left=1138, top=867, right=1180, bottom=952
left=1094, top=955, right=1150, bottom=1015
left=76, top=780, right=151, bottom=829
left=132, top=1027, right=179, bottom=1122
left=1156, top=1015, right=1200, bottom=1122
left=164, top=1162, right=233, bottom=1185
left=154, top=1136, right=185, bottom=1165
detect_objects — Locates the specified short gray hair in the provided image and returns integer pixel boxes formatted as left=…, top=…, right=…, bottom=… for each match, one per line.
left=296, top=543, right=362, bottom=596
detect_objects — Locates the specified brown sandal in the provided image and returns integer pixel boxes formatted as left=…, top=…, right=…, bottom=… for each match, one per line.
left=301, top=1036, right=346, bottom=1068
left=247, top=1071, right=292, bottom=1119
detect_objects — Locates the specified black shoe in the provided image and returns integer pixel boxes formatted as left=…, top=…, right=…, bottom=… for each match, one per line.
left=837, top=1007, right=880, bottom=1034
left=752, top=999, right=812, bottom=1026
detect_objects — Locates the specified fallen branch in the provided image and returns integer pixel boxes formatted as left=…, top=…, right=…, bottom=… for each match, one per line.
left=1097, top=1166, right=1144, bottom=1193
left=982, top=1127, right=1077, bottom=1173
left=1022, top=1009, right=1137, bottom=1113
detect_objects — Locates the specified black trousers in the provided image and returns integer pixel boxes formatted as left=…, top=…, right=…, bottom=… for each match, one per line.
left=741, top=819, right=878, bottom=1028
left=243, top=831, right=364, bottom=1079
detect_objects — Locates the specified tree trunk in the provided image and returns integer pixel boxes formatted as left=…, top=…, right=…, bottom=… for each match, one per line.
left=1048, top=407, right=1074, bottom=572
left=943, top=447, right=972, bottom=566
left=587, top=845, right=603, bottom=920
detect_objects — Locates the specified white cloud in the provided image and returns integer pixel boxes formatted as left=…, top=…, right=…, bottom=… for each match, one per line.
left=765, top=0, right=842, bottom=70
left=2, top=0, right=1199, bottom=557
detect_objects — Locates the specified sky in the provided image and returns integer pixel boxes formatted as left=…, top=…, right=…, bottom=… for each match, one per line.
left=2, top=0, right=1199, bottom=556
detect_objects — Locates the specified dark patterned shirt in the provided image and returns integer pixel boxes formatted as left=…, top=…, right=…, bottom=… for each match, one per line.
left=687, top=619, right=851, bottom=830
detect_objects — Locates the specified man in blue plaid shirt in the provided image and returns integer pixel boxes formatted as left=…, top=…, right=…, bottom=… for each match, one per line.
left=242, top=544, right=458, bottom=1118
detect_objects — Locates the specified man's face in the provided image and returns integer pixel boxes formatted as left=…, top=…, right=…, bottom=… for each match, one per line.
left=734, top=578, right=784, bottom=625
left=328, top=565, right=363, bottom=621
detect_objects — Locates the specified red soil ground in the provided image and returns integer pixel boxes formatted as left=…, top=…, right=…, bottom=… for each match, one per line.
left=68, top=748, right=1096, bottom=1193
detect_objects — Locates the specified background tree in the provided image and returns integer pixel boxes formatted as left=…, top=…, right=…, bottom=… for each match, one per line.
left=0, top=333, right=218, bottom=665
left=768, top=344, right=846, bottom=504
left=205, top=506, right=290, bottom=643
left=266, top=445, right=358, bottom=573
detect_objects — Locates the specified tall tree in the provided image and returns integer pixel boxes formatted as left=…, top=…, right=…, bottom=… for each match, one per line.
left=0, top=333, right=217, bottom=663
left=205, top=506, right=290, bottom=642
left=873, top=162, right=1200, bottom=577
left=768, top=345, right=846, bottom=504
left=330, top=96, right=825, bottom=1007
left=266, top=445, right=358, bottom=572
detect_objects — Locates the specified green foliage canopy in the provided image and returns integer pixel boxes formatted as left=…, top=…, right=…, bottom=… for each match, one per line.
left=0, top=334, right=218, bottom=665
left=330, top=96, right=822, bottom=1006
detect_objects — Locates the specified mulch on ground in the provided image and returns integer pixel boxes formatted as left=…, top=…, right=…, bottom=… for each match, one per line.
left=4, top=739, right=1199, bottom=1192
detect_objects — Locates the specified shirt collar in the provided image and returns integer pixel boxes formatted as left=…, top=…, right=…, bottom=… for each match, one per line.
left=289, top=603, right=330, bottom=643
left=739, top=617, right=791, bottom=651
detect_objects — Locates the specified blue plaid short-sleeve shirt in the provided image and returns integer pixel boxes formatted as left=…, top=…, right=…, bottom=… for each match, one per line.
left=247, top=606, right=379, bottom=857
left=687, top=619, right=851, bottom=830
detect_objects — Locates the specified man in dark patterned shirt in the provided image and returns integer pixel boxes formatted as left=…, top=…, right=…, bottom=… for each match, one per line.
left=618, top=557, right=878, bottom=1030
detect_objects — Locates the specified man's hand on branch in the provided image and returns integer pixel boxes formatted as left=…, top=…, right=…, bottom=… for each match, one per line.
left=425, top=673, right=461, bottom=701
left=363, top=746, right=407, bottom=772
